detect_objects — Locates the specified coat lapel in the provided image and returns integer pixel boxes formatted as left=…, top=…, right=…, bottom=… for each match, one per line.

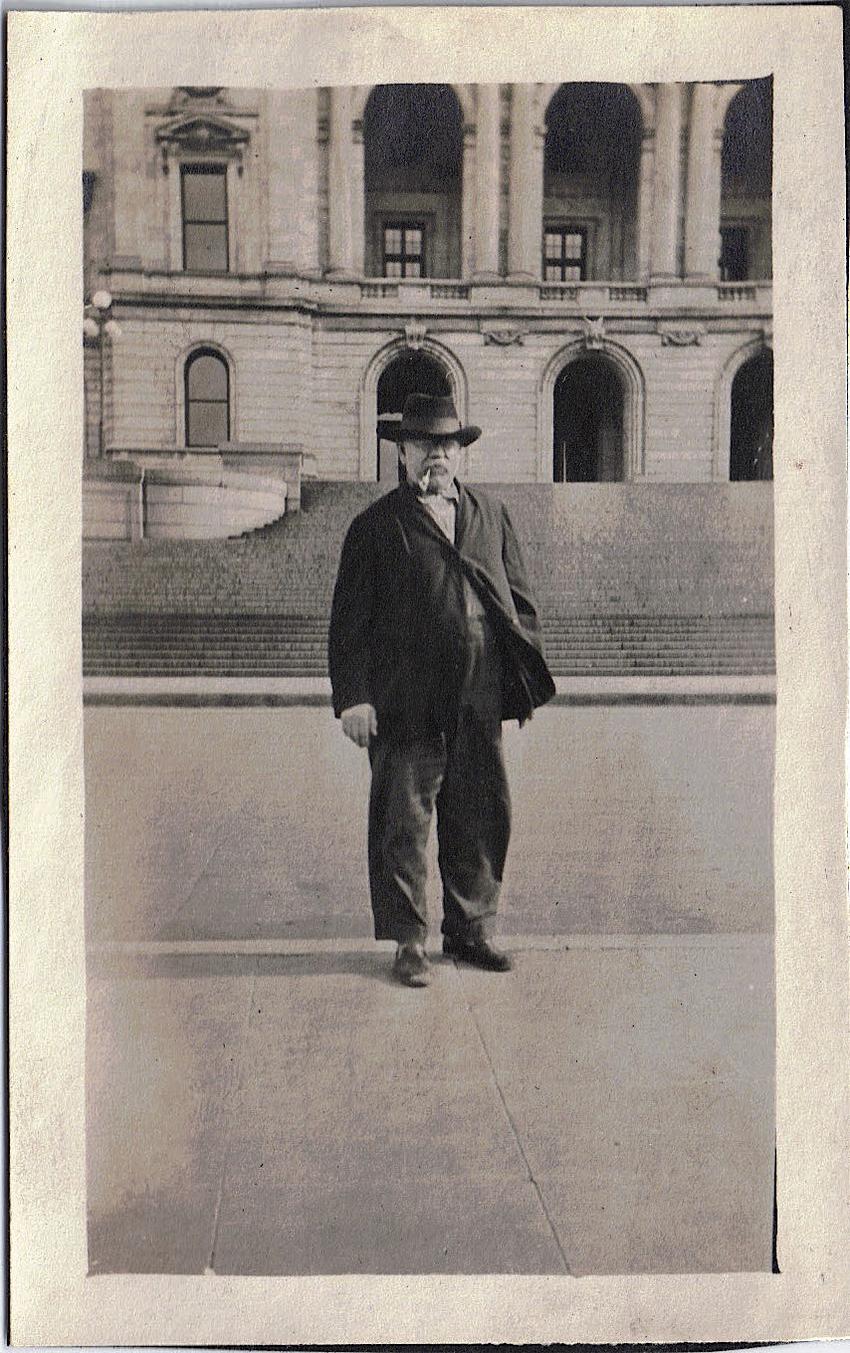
left=453, top=482, right=470, bottom=552
left=395, top=482, right=460, bottom=554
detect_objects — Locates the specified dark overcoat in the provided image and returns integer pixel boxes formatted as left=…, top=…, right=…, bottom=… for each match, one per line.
left=328, top=482, right=555, bottom=739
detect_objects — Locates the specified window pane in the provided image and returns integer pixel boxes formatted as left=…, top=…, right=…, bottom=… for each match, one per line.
left=406, top=261, right=421, bottom=278
left=545, top=264, right=562, bottom=281
left=182, top=168, right=227, bottom=222
left=564, top=264, right=582, bottom=281
left=184, top=222, right=228, bottom=271
left=406, top=228, right=422, bottom=251
left=188, top=353, right=228, bottom=400
left=385, top=260, right=402, bottom=277
left=544, top=232, right=561, bottom=254
left=187, top=400, right=228, bottom=447
left=384, top=227, right=402, bottom=253
left=564, top=234, right=583, bottom=259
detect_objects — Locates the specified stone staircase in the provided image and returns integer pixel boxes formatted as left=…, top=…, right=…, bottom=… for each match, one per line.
left=82, top=480, right=776, bottom=679
left=82, top=613, right=775, bottom=678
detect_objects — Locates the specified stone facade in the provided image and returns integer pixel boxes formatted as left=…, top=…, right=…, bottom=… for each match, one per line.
left=83, top=81, right=773, bottom=485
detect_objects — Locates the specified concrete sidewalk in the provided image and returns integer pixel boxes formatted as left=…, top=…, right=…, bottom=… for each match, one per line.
left=86, top=934, right=775, bottom=1276
left=84, top=703, right=775, bottom=942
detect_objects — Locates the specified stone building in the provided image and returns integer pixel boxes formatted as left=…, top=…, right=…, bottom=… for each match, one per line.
left=83, top=80, right=772, bottom=484
left=82, top=81, right=775, bottom=679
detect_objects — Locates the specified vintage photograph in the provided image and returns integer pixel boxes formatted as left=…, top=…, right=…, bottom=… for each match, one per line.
left=81, top=77, right=777, bottom=1277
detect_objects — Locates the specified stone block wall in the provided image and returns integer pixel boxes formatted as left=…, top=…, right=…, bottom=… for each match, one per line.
left=104, top=311, right=768, bottom=483
left=107, top=315, right=313, bottom=453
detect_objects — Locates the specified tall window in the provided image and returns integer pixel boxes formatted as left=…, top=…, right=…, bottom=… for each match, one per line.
left=719, top=225, right=750, bottom=282
left=382, top=221, right=426, bottom=277
left=543, top=225, right=587, bottom=281
left=185, top=349, right=229, bottom=447
left=181, top=165, right=228, bottom=272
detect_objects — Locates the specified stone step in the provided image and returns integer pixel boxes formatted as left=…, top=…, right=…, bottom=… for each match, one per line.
left=82, top=608, right=776, bottom=678
left=84, top=616, right=774, bottom=629
left=82, top=618, right=775, bottom=632
left=87, top=664, right=776, bottom=678
left=84, top=645, right=776, bottom=664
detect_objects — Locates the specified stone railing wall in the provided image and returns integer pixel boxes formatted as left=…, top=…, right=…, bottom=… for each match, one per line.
left=83, top=458, right=287, bottom=541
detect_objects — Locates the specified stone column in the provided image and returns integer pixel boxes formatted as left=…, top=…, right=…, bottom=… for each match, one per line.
left=327, top=85, right=355, bottom=277
left=111, top=91, right=148, bottom=268
left=265, top=88, right=320, bottom=275
left=507, top=84, right=544, bottom=280
left=684, top=82, right=722, bottom=279
left=473, top=84, right=501, bottom=279
left=350, top=115, right=366, bottom=276
left=635, top=129, right=655, bottom=280
left=460, top=122, right=476, bottom=279
left=649, top=82, right=683, bottom=279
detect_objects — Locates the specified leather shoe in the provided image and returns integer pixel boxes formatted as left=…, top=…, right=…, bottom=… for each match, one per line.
left=442, top=934, right=513, bottom=972
left=393, top=942, right=431, bottom=987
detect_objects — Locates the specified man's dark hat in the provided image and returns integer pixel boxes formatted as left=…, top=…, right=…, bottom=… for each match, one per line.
left=378, top=393, right=481, bottom=447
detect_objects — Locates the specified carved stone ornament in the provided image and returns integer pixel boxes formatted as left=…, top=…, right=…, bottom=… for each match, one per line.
left=483, top=328, right=529, bottom=347
left=659, top=324, right=706, bottom=347
left=175, top=87, right=226, bottom=101
left=156, top=114, right=250, bottom=172
left=581, top=316, right=606, bottom=350
left=403, top=321, right=428, bottom=351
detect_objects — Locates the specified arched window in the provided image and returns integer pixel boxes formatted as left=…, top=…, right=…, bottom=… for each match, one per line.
left=184, top=349, right=229, bottom=447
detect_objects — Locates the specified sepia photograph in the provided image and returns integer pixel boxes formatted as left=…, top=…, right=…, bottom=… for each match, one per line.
left=7, top=5, right=847, bottom=1345
left=82, top=76, right=776, bottom=1276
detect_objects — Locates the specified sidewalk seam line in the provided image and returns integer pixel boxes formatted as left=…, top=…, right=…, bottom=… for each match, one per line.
left=450, top=961, right=573, bottom=1276
left=207, top=959, right=260, bottom=1273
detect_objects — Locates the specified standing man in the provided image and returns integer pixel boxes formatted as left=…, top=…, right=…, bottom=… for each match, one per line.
left=329, top=394, right=555, bottom=987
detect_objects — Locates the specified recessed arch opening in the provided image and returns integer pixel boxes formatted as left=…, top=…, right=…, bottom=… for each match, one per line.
left=730, top=347, right=773, bottom=481
left=543, top=83, right=643, bottom=282
left=363, top=84, right=464, bottom=279
left=553, top=352, right=626, bottom=482
left=720, top=78, right=773, bottom=281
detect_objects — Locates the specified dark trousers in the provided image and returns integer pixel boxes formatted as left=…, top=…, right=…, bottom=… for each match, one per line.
left=367, top=616, right=511, bottom=944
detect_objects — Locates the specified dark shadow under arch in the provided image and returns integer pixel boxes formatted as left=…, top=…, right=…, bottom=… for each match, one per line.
left=553, top=354, right=625, bottom=482
left=730, top=347, right=773, bottom=481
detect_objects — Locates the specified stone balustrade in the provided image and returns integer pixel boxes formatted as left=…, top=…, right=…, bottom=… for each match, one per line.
left=104, top=266, right=771, bottom=316
left=84, top=456, right=288, bottom=541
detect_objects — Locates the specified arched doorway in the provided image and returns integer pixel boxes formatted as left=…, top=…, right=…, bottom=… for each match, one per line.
left=730, top=348, right=773, bottom=481
left=720, top=78, right=773, bottom=280
left=376, top=350, right=451, bottom=482
left=543, top=84, right=642, bottom=282
left=363, top=85, right=464, bottom=279
left=553, top=355, right=625, bottom=482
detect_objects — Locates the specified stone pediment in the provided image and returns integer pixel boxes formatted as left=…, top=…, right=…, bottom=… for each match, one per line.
left=155, top=113, right=250, bottom=167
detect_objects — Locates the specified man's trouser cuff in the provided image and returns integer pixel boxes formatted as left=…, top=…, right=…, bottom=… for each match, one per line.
left=390, top=924, right=428, bottom=946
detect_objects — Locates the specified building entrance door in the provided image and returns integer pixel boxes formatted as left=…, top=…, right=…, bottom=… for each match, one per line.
left=376, top=351, right=451, bottom=482
left=553, top=355, right=625, bottom=481
left=730, top=348, right=773, bottom=481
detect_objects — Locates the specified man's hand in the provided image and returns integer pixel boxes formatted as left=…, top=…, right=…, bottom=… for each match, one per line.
left=341, top=703, right=377, bottom=747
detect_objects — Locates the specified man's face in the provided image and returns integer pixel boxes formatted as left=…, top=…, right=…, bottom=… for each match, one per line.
left=400, top=436, right=462, bottom=493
